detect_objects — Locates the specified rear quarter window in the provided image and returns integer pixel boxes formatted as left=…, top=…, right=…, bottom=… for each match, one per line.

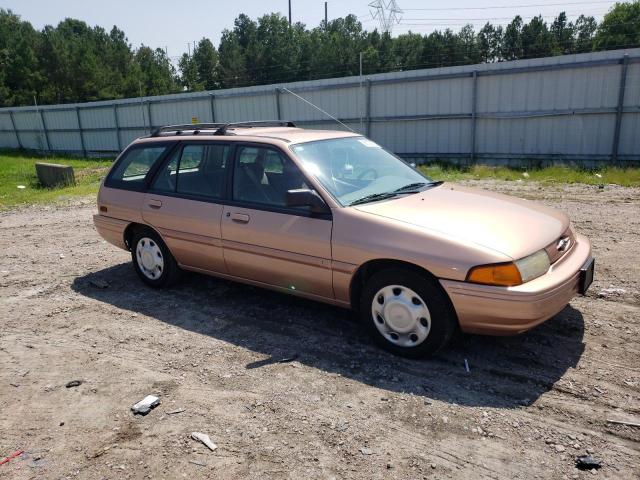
left=106, top=145, right=170, bottom=191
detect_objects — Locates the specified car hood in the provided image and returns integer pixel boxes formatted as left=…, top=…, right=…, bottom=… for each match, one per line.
left=353, top=184, right=569, bottom=260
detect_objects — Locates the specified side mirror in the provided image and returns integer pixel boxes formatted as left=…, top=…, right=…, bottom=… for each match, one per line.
left=285, top=189, right=328, bottom=214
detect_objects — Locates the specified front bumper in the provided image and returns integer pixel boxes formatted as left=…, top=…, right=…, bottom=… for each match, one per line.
left=440, top=233, right=592, bottom=335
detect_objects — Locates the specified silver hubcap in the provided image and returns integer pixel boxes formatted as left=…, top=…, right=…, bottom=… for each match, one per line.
left=136, top=237, right=164, bottom=280
left=371, top=285, right=431, bottom=347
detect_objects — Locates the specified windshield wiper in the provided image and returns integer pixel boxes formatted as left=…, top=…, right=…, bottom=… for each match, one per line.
left=348, top=181, right=444, bottom=207
left=349, top=181, right=444, bottom=206
left=348, top=192, right=401, bottom=206
left=393, top=181, right=444, bottom=193
left=392, top=182, right=427, bottom=192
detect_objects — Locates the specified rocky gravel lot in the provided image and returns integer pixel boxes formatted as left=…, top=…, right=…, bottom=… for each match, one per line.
left=1, top=180, right=639, bottom=479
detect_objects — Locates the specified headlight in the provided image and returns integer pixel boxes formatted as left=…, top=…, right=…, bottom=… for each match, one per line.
left=466, top=249, right=550, bottom=287
left=514, top=249, right=550, bottom=283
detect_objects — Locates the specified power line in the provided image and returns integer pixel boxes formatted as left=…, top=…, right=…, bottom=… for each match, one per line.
left=399, top=11, right=608, bottom=21
left=357, top=10, right=607, bottom=27
left=401, top=0, right=616, bottom=11
left=393, top=17, right=635, bottom=28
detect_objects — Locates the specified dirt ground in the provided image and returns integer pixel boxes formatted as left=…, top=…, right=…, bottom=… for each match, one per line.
left=1, top=180, right=639, bottom=480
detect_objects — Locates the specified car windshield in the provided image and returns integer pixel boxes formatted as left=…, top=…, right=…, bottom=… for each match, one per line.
left=290, top=136, right=434, bottom=206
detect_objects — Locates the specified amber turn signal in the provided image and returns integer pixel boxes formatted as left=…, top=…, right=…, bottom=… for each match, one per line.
left=466, top=262, right=523, bottom=287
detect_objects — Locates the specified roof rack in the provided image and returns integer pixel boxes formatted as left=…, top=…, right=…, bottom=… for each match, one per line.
left=150, top=123, right=225, bottom=137
left=213, top=120, right=296, bottom=135
left=150, top=120, right=296, bottom=138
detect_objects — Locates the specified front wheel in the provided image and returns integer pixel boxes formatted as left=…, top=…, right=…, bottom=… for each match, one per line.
left=360, top=268, right=457, bottom=358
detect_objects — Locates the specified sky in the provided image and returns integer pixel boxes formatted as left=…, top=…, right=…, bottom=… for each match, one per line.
left=3, top=0, right=618, bottom=62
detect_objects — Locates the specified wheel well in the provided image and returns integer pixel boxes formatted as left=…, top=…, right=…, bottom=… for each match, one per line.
left=123, top=222, right=152, bottom=251
left=349, top=259, right=454, bottom=315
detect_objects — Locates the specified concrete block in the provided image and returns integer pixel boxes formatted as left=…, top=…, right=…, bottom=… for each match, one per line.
left=35, top=162, right=76, bottom=188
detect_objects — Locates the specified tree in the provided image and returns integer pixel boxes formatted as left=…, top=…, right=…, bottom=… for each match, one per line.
left=503, top=16, right=523, bottom=60
left=393, top=32, right=424, bottom=69
left=0, top=9, right=41, bottom=106
left=477, top=23, right=503, bottom=63
left=218, top=30, right=248, bottom=87
left=306, top=15, right=367, bottom=79
left=37, top=18, right=107, bottom=103
left=521, top=15, right=554, bottom=58
left=595, top=1, right=640, bottom=50
left=179, top=53, right=200, bottom=91
left=193, top=38, right=219, bottom=90
left=574, top=15, right=598, bottom=53
left=217, top=14, right=258, bottom=87
left=252, top=14, right=305, bottom=84
left=458, top=24, right=480, bottom=64
left=134, top=46, right=178, bottom=96
left=106, top=26, right=139, bottom=99
left=422, top=30, right=447, bottom=68
left=363, top=30, right=394, bottom=74
left=551, top=12, right=575, bottom=54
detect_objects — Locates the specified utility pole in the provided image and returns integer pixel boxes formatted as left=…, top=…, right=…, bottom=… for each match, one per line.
left=288, top=0, right=292, bottom=25
left=324, top=2, right=328, bottom=27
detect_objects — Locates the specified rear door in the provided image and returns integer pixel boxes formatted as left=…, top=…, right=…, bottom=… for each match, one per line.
left=100, top=143, right=173, bottom=222
left=220, top=144, right=334, bottom=298
left=142, top=142, right=232, bottom=273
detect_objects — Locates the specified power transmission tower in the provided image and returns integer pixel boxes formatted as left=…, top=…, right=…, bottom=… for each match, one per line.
left=368, top=0, right=403, bottom=34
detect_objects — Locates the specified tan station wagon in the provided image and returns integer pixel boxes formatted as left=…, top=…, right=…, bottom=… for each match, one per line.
left=94, top=121, right=595, bottom=357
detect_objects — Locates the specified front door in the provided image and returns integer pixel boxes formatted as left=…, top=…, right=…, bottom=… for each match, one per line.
left=221, top=145, right=333, bottom=298
left=142, top=142, right=232, bottom=273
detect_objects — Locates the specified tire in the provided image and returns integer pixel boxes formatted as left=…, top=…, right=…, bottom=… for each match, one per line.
left=131, top=228, right=181, bottom=288
left=359, top=268, right=457, bottom=358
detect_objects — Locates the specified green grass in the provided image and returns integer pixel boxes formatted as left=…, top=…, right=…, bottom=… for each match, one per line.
left=1, top=151, right=639, bottom=210
left=418, top=163, right=640, bottom=187
left=0, top=151, right=113, bottom=210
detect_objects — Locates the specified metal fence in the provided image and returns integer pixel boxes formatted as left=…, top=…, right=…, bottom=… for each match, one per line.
left=1, top=48, right=639, bottom=166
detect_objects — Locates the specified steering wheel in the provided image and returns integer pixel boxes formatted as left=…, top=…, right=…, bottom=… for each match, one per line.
left=357, top=168, right=378, bottom=181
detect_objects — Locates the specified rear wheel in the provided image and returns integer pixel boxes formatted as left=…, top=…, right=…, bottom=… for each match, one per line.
left=360, top=268, right=456, bottom=358
left=131, top=229, right=180, bottom=288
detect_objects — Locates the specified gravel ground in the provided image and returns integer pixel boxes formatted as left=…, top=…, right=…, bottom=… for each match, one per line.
left=1, top=180, right=639, bottom=479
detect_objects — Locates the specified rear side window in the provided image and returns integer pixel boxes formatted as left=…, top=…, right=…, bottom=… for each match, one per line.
left=107, top=145, right=169, bottom=190
left=151, top=143, right=230, bottom=199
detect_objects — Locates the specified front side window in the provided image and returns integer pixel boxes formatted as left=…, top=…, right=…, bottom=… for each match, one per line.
left=233, top=146, right=308, bottom=207
left=152, top=143, right=230, bottom=199
left=108, top=145, right=169, bottom=189
left=290, top=137, right=433, bottom=206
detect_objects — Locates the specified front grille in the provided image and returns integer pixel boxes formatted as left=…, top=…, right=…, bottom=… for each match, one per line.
left=544, top=228, right=576, bottom=264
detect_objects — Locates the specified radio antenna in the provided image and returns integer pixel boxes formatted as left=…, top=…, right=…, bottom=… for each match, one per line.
left=279, top=87, right=355, bottom=133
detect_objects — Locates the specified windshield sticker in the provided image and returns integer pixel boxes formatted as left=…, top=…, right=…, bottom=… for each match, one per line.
left=358, top=139, right=381, bottom=148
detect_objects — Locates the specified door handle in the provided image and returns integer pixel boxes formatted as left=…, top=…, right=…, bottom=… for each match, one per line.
left=230, top=213, right=250, bottom=223
left=148, top=199, right=162, bottom=209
